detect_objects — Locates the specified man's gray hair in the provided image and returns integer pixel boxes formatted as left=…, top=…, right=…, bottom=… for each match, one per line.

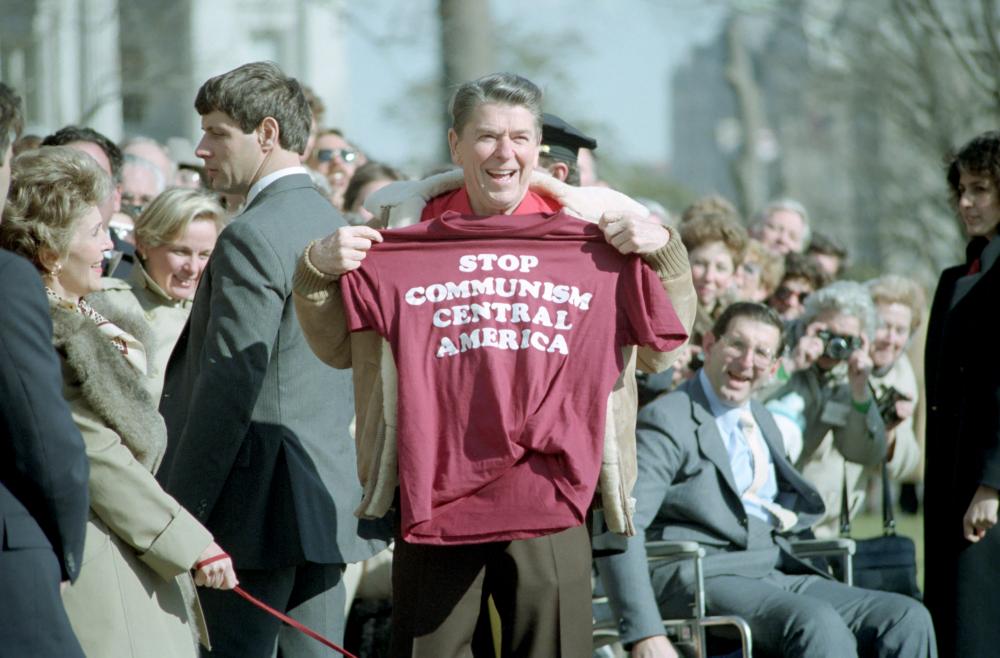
left=123, top=154, right=167, bottom=194
left=800, top=280, right=877, bottom=340
left=449, top=73, right=543, bottom=137
left=753, top=197, right=812, bottom=246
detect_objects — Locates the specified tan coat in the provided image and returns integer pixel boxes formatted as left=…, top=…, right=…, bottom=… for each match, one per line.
left=293, top=171, right=697, bottom=536
left=92, top=261, right=194, bottom=400
left=51, top=297, right=213, bottom=658
left=802, top=354, right=922, bottom=538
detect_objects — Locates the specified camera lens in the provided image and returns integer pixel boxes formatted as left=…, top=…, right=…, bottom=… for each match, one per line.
left=824, top=336, right=851, bottom=361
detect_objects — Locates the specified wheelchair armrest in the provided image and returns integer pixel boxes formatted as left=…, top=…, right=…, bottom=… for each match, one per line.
left=788, top=537, right=856, bottom=558
left=645, top=540, right=706, bottom=561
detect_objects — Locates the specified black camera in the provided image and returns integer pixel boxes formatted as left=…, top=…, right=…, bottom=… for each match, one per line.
left=875, top=386, right=910, bottom=426
left=817, top=330, right=862, bottom=361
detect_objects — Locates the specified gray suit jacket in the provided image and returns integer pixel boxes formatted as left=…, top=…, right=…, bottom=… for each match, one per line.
left=597, top=377, right=825, bottom=645
left=158, top=173, right=380, bottom=569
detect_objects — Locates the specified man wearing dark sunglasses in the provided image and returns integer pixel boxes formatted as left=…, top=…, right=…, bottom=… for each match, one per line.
left=307, top=128, right=365, bottom=209
left=768, top=252, right=829, bottom=322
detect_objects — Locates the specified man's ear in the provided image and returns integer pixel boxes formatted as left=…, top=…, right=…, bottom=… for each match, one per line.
left=448, top=128, right=461, bottom=166
left=258, top=116, right=280, bottom=151
left=547, top=162, right=569, bottom=182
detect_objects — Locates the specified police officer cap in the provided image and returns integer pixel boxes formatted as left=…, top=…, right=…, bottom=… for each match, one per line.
left=541, top=113, right=597, bottom=165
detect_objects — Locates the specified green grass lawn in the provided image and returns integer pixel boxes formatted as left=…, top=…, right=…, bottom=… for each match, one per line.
left=848, top=510, right=924, bottom=589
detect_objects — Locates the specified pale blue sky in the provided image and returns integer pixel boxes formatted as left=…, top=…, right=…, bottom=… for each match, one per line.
left=340, top=0, right=725, bottom=171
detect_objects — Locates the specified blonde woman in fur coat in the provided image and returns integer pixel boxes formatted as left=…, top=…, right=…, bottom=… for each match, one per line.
left=0, top=147, right=238, bottom=657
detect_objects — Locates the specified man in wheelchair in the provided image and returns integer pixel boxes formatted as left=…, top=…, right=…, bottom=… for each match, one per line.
left=597, top=303, right=935, bottom=657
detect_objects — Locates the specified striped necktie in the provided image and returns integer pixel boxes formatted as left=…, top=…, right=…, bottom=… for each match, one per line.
left=739, top=412, right=798, bottom=532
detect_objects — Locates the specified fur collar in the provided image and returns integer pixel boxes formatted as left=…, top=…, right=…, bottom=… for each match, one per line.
left=364, top=168, right=650, bottom=229
left=50, top=296, right=166, bottom=472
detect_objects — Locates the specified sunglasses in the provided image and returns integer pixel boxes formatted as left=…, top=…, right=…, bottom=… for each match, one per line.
left=773, top=286, right=810, bottom=303
left=317, top=148, right=358, bottom=163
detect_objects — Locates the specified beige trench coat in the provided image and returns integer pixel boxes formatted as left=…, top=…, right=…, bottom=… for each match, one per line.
left=51, top=297, right=213, bottom=658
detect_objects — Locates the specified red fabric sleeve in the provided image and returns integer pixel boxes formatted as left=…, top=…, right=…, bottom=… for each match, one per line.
left=619, top=257, right=688, bottom=351
left=338, top=257, right=387, bottom=337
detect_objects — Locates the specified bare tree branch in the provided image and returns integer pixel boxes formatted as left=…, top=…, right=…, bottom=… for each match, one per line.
left=724, top=15, right=767, bottom=217
left=978, top=0, right=1000, bottom=86
left=917, top=0, right=996, bottom=91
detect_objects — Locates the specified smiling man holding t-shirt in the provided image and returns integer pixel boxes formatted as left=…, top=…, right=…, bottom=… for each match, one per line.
left=293, top=72, right=696, bottom=657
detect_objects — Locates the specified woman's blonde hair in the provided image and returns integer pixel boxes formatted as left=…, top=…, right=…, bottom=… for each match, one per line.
left=866, top=274, right=926, bottom=333
left=743, top=238, right=785, bottom=296
left=134, top=187, right=227, bottom=250
left=0, top=146, right=110, bottom=272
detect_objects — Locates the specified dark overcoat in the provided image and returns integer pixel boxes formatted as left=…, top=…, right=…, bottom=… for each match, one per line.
left=924, top=241, right=1000, bottom=657
left=0, top=250, right=89, bottom=657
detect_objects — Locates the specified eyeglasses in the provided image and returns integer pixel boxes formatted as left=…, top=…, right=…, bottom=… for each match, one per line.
left=317, top=148, right=358, bottom=163
left=720, top=335, right=776, bottom=369
left=772, top=286, right=810, bottom=303
left=120, top=203, right=145, bottom=219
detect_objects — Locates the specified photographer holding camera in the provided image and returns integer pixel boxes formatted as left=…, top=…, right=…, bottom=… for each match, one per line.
left=765, top=281, right=888, bottom=537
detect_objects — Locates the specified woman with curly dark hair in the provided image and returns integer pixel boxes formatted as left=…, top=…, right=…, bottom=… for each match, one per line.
left=925, top=130, right=1000, bottom=656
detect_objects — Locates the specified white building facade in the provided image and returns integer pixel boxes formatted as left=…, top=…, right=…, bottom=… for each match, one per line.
left=1, top=0, right=347, bottom=144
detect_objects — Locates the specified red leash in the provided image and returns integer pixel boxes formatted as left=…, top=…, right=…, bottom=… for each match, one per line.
left=195, top=555, right=359, bottom=658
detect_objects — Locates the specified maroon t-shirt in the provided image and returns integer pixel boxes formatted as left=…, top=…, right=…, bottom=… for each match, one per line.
left=339, top=205, right=686, bottom=544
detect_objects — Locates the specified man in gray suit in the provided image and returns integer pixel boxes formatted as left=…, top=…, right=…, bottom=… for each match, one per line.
left=598, top=302, right=935, bottom=657
left=158, top=62, right=380, bottom=657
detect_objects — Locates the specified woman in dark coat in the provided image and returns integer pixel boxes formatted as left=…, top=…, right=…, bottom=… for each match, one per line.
left=925, top=130, right=1000, bottom=657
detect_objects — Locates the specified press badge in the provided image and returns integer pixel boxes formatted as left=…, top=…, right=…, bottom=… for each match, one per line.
left=820, top=400, right=851, bottom=426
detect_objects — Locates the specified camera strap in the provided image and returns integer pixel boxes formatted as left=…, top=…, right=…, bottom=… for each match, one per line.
left=840, top=461, right=894, bottom=537
left=840, top=384, right=896, bottom=537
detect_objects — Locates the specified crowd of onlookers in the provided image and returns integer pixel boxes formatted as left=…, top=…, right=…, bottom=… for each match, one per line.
left=2, top=59, right=998, bottom=658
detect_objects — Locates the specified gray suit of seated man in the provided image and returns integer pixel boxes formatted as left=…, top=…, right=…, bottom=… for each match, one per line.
left=597, top=302, right=935, bottom=657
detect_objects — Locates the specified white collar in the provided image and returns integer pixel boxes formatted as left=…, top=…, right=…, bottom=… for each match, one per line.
left=244, top=166, right=308, bottom=210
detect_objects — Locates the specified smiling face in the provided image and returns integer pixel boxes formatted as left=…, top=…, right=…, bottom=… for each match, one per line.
left=309, top=133, right=360, bottom=193
left=195, top=110, right=264, bottom=195
left=52, top=206, right=113, bottom=302
left=871, top=302, right=912, bottom=371
left=768, top=276, right=814, bottom=320
left=689, top=240, right=737, bottom=309
left=703, top=316, right=781, bottom=406
left=448, top=102, right=540, bottom=216
left=139, top=218, right=218, bottom=300
left=757, top=209, right=806, bottom=255
left=957, top=170, right=1000, bottom=239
